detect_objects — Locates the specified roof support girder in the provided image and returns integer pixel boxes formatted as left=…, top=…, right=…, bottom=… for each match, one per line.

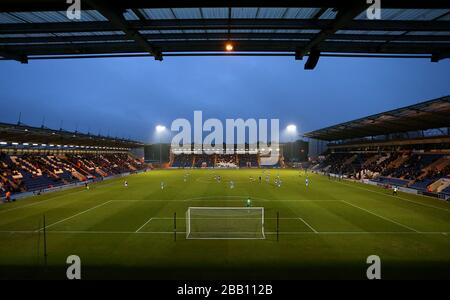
left=0, top=48, right=28, bottom=63
left=2, top=40, right=448, bottom=57
left=2, top=33, right=450, bottom=45
left=85, top=0, right=163, bottom=61
left=297, top=2, right=369, bottom=58
left=1, top=19, right=449, bottom=35
left=296, top=1, right=369, bottom=69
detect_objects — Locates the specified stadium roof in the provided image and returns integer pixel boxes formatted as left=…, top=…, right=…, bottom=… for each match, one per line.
left=0, top=1, right=449, bottom=69
left=304, top=96, right=450, bottom=141
left=0, top=122, right=144, bottom=148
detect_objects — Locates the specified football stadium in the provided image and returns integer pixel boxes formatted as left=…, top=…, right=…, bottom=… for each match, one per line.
left=1, top=0, right=450, bottom=284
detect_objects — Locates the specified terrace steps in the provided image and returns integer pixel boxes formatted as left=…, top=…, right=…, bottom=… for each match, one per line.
left=343, top=155, right=357, bottom=166
left=418, top=156, right=450, bottom=180
left=363, top=155, right=379, bottom=167
left=376, top=154, right=390, bottom=164
left=388, top=154, right=409, bottom=169
left=431, top=178, right=450, bottom=193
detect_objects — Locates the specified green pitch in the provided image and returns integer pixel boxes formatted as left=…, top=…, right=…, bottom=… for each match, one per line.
left=0, top=169, right=449, bottom=279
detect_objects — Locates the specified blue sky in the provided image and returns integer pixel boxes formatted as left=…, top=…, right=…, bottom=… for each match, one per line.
left=0, top=56, right=449, bottom=143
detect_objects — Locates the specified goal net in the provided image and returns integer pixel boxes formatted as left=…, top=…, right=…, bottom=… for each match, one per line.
left=186, top=207, right=265, bottom=239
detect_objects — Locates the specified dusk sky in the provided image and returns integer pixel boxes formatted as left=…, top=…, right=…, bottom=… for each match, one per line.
left=0, top=56, right=449, bottom=143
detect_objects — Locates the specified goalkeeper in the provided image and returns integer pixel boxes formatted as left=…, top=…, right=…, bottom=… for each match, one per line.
left=246, top=197, right=252, bottom=207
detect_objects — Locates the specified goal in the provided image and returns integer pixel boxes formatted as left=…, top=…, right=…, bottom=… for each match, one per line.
left=186, top=207, right=265, bottom=240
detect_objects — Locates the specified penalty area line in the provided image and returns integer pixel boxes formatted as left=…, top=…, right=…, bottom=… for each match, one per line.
left=135, top=218, right=154, bottom=233
left=297, top=217, right=318, bottom=233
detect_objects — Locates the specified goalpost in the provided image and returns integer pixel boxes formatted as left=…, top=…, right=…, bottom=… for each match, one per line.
left=186, top=207, right=265, bottom=240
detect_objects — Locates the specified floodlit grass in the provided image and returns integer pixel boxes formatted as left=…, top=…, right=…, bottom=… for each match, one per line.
left=0, top=169, right=449, bottom=279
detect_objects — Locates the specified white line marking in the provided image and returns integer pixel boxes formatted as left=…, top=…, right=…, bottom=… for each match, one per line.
left=342, top=200, right=420, bottom=233
left=298, top=217, right=318, bottom=233
left=109, top=199, right=342, bottom=202
left=135, top=218, right=153, bottom=233
left=266, top=232, right=449, bottom=235
left=35, top=201, right=112, bottom=232
left=0, top=230, right=448, bottom=236
left=151, top=217, right=301, bottom=220
left=336, top=180, right=450, bottom=213
left=186, top=237, right=266, bottom=240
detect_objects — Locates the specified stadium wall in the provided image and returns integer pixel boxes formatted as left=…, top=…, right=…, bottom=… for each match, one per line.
left=144, top=144, right=170, bottom=163
left=130, top=147, right=145, bottom=160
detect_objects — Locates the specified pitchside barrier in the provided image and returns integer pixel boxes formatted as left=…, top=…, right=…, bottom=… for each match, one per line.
left=0, top=169, right=149, bottom=203
left=336, top=175, right=449, bottom=201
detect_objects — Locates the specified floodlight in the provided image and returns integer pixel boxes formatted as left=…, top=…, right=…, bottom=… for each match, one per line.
left=156, top=125, right=166, bottom=133
left=287, top=124, right=297, bottom=133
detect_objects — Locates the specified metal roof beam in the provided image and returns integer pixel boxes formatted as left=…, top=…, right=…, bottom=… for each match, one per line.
left=304, top=97, right=450, bottom=140
left=131, top=8, right=147, bottom=21
left=0, top=123, right=143, bottom=148
left=338, top=126, right=384, bottom=137
left=2, top=19, right=450, bottom=35
left=389, top=115, right=450, bottom=128
left=0, top=48, right=28, bottom=63
left=311, top=8, right=328, bottom=20
left=297, top=2, right=370, bottom=59
left=2, top=40, right=448, bottom=57
left=2, top=33, right=450, bottom=44
left=304, top=116, right=450, bottom=140
left=85, top=0, right=163, bottom=61
left=410, top=108, right=450, bottom=121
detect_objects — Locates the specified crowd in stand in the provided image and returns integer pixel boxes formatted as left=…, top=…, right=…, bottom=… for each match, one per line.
left=194, top=154, right=215, bottom=168
left=238, top=154, right=258, bottom=168
left=317, top=150, right=450, bottom=193
left=321, top=153, right=352, bottom=174
left=392, top=155, right=441, bottom=180
left=427, top=165, right=450, bottom=179
left=368, top=153, right=400, bottom=174
left=0, top=152, right=146, bottom=198
left=172, top=153, right=260, bottom=168
left=171, top=154, right=194, bottom=168
left=0, top=153, right=24, bottom=196
left=216, top=155, right=237, bottom=168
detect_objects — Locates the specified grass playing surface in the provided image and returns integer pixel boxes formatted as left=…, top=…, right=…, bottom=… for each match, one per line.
left=0, top=169, right=449, bottom=279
